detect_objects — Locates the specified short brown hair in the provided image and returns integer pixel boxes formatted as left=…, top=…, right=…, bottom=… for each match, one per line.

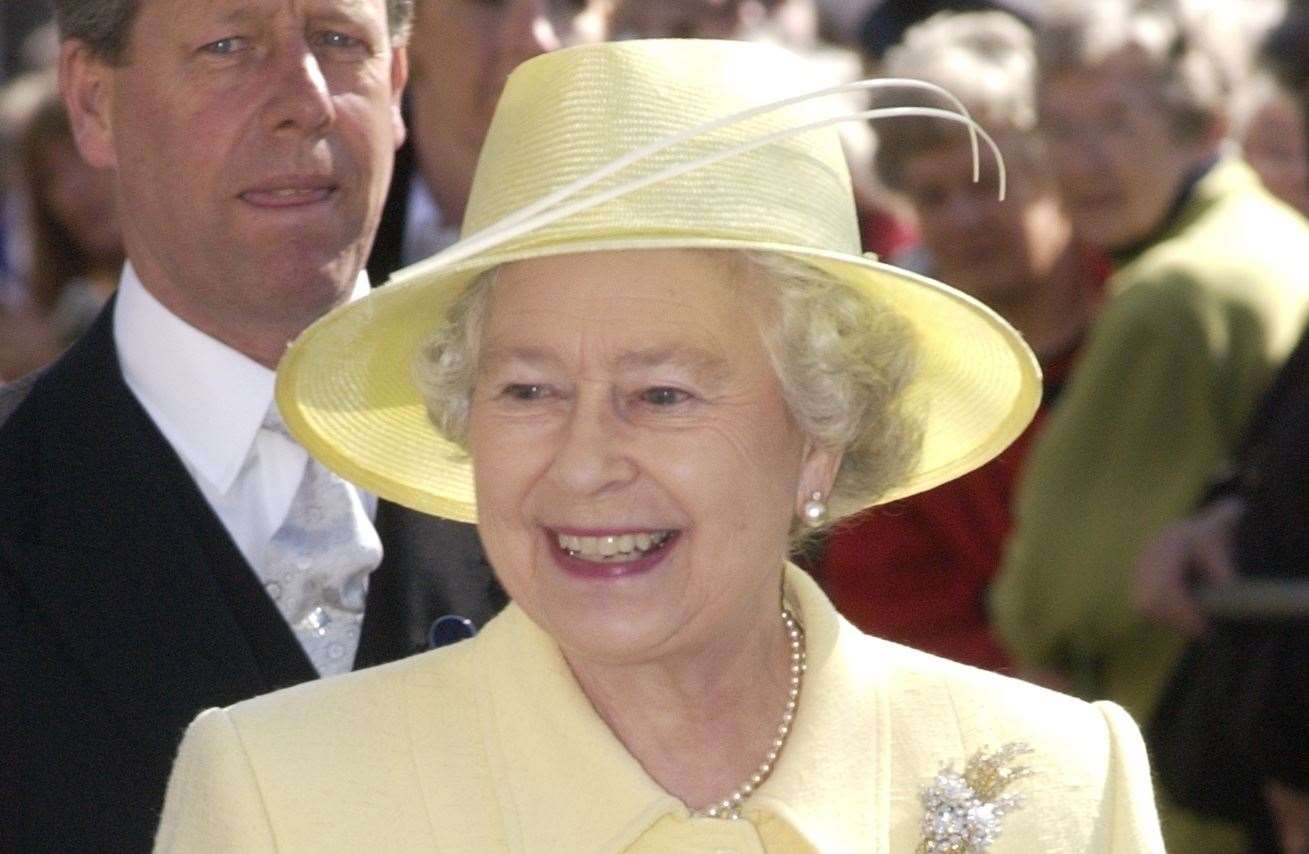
left=54, top=0, right=414, bottom=65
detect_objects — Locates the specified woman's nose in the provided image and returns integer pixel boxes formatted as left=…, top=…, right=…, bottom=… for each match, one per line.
left=543, top=391, right=638, bottom=497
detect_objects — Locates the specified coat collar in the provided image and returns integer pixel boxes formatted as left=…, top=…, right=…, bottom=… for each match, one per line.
left=456, top=565, right=889, bottom=853
left=1109, top=157, right=1259, bottom=273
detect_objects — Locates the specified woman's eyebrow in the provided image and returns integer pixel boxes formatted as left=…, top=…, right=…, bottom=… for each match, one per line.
left=614, top=345, right=731, bottom=382
left=479, top=346, right=562, bottom=373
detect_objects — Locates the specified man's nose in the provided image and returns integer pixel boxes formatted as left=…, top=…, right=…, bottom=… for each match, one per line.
left=262, top=46, right=335, bottom=136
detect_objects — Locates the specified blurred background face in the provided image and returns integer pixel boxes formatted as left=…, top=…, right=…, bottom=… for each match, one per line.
left=1242, top=91, right=1309, bottom=217
left=407, top=0, right=609, bottom=223
left=611, top=0, right=746, bottom=39
left=1040, top=50, right=1210, bottom=253
left=897, top=133, right=1069, bottom=311
left=39, top=135, right=119, bottom=266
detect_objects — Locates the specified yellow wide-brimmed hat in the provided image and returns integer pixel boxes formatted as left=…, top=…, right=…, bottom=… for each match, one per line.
left=276, top=38, right=1041, bottom=524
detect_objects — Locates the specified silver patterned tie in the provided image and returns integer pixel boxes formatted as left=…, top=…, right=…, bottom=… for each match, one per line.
left=260, top=405, right=383, bottom=677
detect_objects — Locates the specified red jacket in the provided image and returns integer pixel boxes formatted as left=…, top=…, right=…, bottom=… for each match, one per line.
left=819, top=346, right=1078, bottom=672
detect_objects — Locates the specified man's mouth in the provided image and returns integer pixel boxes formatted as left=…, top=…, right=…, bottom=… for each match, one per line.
left=240, top=177, right=337, bottom=207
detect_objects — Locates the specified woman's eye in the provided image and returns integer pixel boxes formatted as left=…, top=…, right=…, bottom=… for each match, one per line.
left=640, top=387, right=690, bottom=407
left=501, top=383, right=549, bottom=401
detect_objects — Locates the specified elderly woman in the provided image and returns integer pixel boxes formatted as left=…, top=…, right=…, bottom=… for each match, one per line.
left=156, top=39, right=1163, bottom=852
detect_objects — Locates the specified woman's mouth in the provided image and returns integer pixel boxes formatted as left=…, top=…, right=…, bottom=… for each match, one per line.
left=556, top=530, right=674, bottom=563
left=547, top=528, right=678, bottom=579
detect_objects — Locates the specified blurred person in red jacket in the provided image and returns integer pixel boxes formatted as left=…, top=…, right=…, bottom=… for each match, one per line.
left=815, top=9, right=1100, bottom=672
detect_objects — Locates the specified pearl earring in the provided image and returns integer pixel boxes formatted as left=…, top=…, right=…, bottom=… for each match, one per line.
left=801, top=491, right=827, bottom=528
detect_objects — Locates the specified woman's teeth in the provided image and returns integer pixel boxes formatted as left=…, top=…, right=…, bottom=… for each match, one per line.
left=557, top=531, right=672, bottom=562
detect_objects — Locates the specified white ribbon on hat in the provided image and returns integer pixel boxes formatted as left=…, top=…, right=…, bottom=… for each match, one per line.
left=410, top=78, right=1006, bottom=275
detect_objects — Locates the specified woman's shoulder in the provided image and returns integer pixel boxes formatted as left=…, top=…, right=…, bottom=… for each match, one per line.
left=841, top=632, right=1165, bottom=851
left=157, top=638, right=499, bottom=852
left=855, top=630, right=1129, bottom=750
left=225, top=636, right=479, bottom=729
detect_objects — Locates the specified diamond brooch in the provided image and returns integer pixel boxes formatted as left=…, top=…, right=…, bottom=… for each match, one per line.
left=916, top=742, right=1034, bottom=853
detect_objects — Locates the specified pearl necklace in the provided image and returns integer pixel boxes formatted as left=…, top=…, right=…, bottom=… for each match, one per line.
left=699, top=606, right=806, bottom=821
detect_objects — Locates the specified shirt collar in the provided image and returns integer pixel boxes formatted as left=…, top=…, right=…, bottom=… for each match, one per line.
left=113, top=262, right=371, bottom=494
left=461, top=565, right=886, bottom=853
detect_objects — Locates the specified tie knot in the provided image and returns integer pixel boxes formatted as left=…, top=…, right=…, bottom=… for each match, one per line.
left=262, top=402, right=292, bottom=439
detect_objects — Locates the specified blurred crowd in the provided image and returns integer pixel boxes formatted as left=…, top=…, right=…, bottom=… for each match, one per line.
left=4, top=0, right=1309, bottom=851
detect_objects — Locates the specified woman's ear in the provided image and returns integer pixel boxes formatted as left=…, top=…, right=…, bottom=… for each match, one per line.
left=794, top=439, right=841, bottom=518
left=59, top=40, right=117, bottom=171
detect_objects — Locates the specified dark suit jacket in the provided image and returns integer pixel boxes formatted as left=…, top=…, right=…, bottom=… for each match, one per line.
left=0, top=301, right=506, bottom=853
left=366, top=136, right=416, bottom=286
left=1151, top=326, right=1309, bottom=850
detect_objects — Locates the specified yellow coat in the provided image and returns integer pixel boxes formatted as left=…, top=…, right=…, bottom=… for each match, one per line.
left=156, top=567, right=1163, bottom=852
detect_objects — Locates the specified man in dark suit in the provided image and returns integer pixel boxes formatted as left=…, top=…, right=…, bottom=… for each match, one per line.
left=368, top=0, right=611, bottom=283
left=0, top=1, right=503, bottom=851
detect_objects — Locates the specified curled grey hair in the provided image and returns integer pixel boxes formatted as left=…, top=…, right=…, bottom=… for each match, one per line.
left=54, top=0, right=415, bottom=65
left=1035, top=0, right=1233, bottom=141
left=874, top=10, right=1044, bottom=192
left=413, top=250, right=923, bottom=534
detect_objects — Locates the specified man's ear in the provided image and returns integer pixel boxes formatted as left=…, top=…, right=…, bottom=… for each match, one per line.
left=59, top=40, right=117, bottom=170
left=389, top=44, right=409, bottom=150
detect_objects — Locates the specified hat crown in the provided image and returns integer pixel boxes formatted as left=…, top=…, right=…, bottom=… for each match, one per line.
left=462, top=39, right=862, bottom=257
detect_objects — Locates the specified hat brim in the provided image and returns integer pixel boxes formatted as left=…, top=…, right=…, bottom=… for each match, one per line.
left=276, top=237, right=1041, bottom=524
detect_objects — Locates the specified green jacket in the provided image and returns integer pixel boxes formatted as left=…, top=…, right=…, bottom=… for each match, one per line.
left=992, top=159, right=1309, bottom=727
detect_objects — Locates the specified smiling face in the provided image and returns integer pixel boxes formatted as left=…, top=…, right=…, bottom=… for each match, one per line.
left=467, top=249, right=835, bottom=666
left=1040, top=50, right=1212, bottom=253
left=61, top=0, right=406, bottom=365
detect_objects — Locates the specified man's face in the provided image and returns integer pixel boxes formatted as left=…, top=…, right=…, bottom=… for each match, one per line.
left=1040, top=50, right=1211, bottom=253
left=406, top=0, right=607, bottom=223
left=63, top=0, right=407, bottom=365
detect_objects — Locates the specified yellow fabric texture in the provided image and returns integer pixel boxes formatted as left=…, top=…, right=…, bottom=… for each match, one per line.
left=156, top=567, right=1164, bottom=853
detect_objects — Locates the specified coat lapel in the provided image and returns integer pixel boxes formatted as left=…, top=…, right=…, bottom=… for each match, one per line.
left=0, top=304, right=300, bottom=749
left=356, top=501, right=505, bottom=668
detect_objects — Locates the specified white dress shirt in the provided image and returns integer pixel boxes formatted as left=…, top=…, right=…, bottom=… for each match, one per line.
left=113, top=262, right=377, bottom=576
left=401, top=173, right=461, bottom=266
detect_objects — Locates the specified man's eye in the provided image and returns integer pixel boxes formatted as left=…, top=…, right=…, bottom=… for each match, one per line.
left=314, top=30, right=365, bottom=50
left=202, top=36, right=249, bottom=55
left=640, top=387, right=690, bottom=407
